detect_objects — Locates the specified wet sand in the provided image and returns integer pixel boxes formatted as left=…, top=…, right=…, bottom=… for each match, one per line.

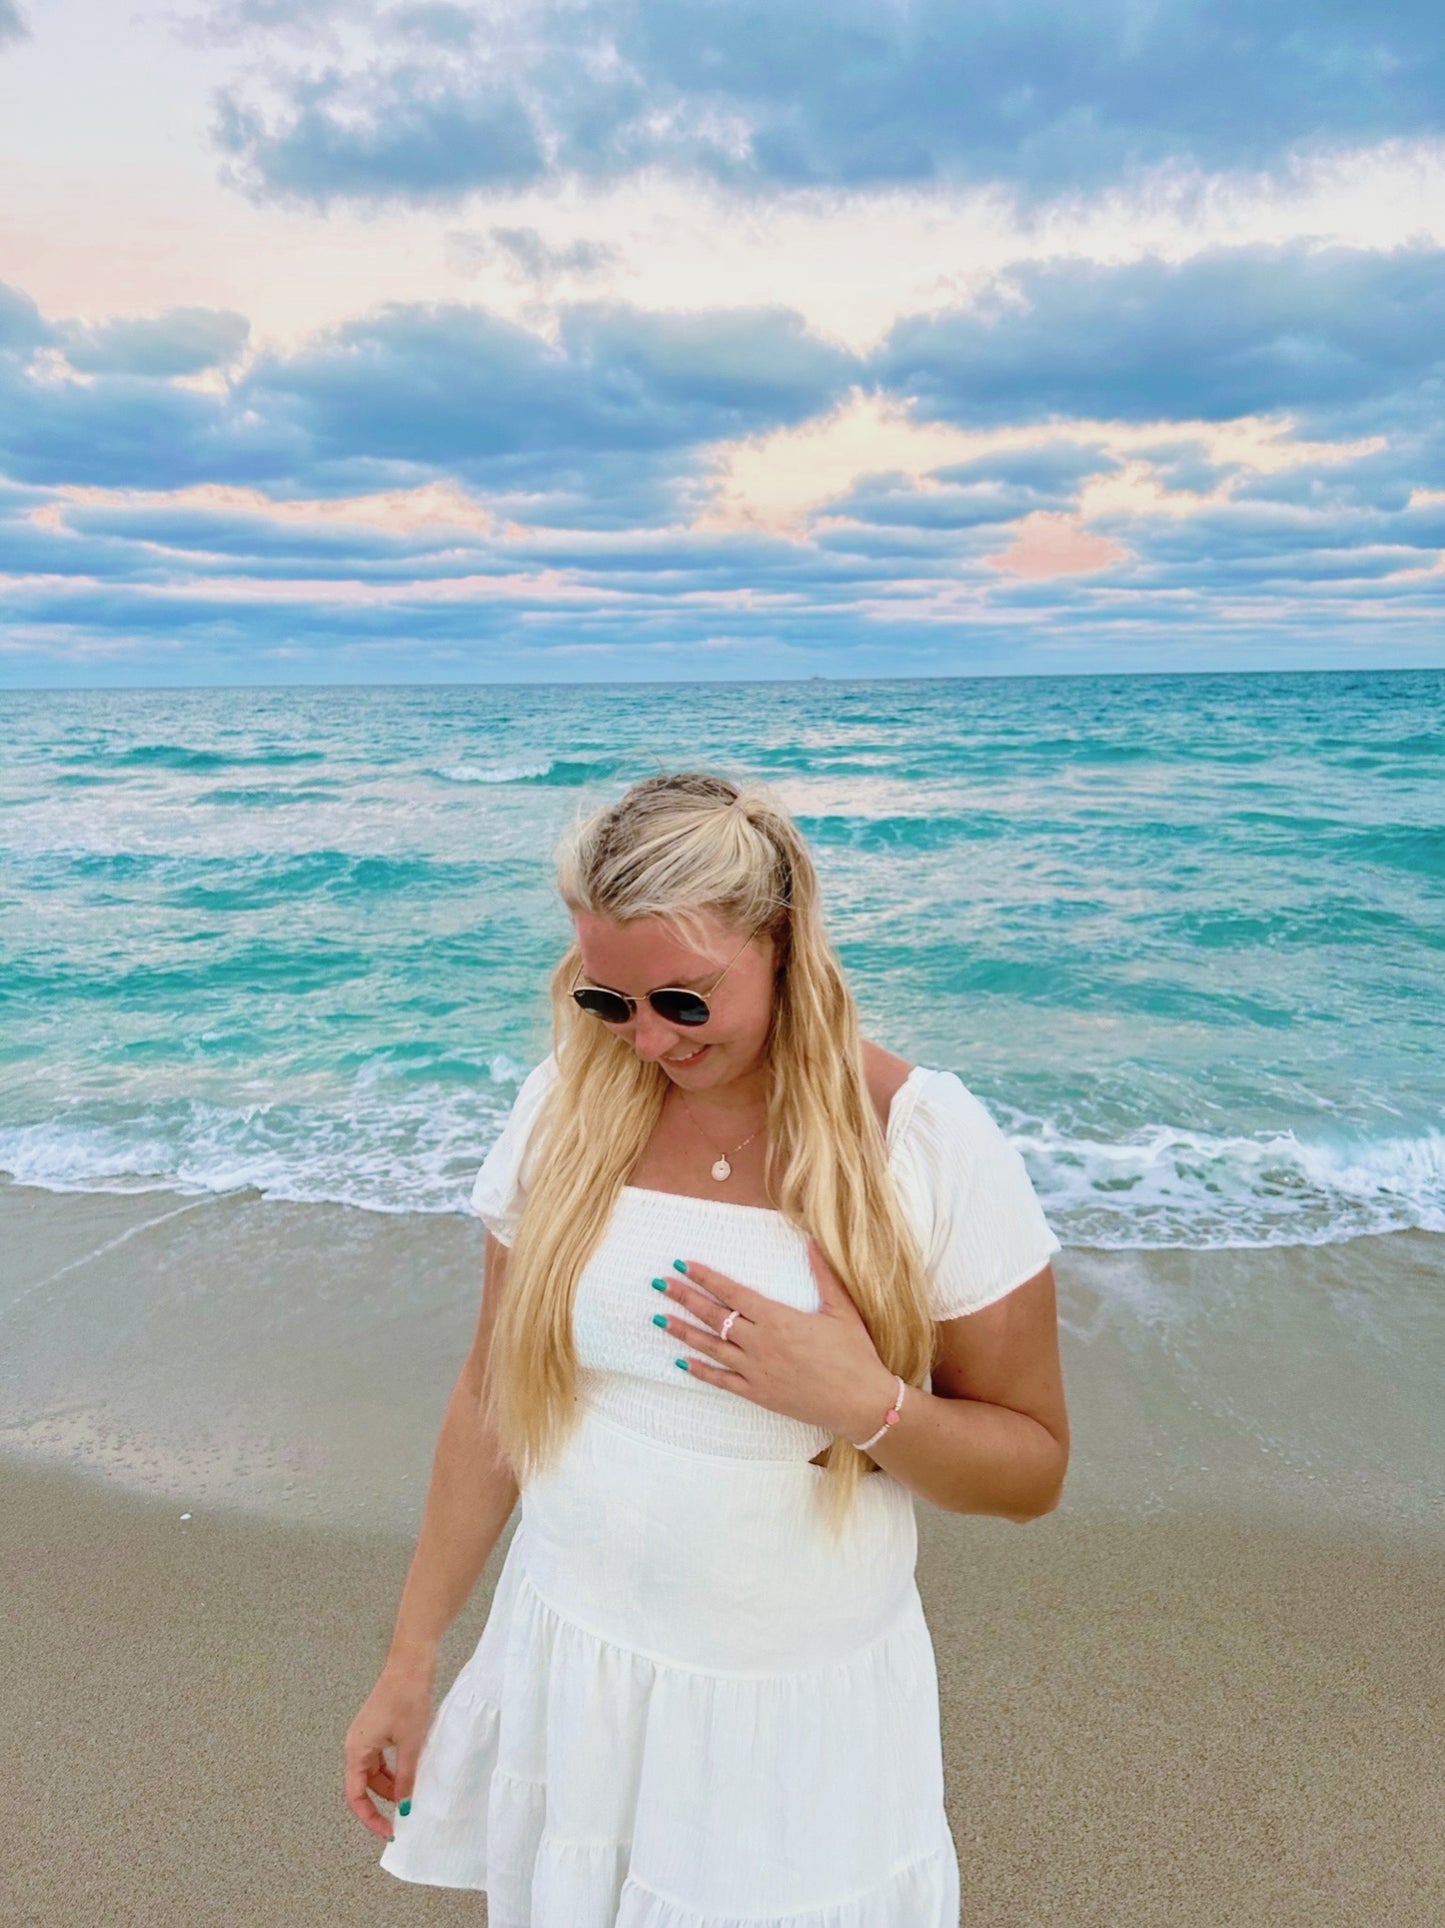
left=3, top=1180, right=1443, bottom=1924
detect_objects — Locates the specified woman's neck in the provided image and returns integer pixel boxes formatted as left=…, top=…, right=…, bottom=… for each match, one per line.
left=666, top=1061, right=770, bottom=1117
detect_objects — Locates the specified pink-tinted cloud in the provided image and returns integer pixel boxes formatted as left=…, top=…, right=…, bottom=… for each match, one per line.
left=986, top=511, right=1128, bottom=578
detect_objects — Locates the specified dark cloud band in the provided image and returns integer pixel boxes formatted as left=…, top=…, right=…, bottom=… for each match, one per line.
left=206, top=0, right=1445, bottom=207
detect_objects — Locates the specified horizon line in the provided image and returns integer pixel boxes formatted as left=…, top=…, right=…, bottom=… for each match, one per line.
left=4, top=661, right=1442, bottom=696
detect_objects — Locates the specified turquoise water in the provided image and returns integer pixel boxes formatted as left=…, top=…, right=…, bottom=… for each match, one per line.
left=1, top=669, right=1440, bottom=1251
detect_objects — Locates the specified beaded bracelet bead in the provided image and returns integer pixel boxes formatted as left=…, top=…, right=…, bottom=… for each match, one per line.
left=853, top=1375, right=907, bottom=1452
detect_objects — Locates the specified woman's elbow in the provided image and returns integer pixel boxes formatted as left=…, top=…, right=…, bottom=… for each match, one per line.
left=1010, top=1447, right=1070, bottom=1523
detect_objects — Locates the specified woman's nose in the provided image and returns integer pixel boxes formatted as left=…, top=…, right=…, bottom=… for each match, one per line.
left=629, top=1005, right=685, bottom=1059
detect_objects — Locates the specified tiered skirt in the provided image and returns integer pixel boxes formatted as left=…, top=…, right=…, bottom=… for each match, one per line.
left=379, top=1400, right=960, bottom=1925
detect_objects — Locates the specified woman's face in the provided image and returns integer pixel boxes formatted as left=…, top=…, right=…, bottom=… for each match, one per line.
left=572, top=908, right=777, bottom=1088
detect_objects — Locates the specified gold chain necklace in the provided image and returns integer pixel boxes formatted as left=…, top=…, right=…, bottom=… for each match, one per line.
left=676, top=1089, right=767, bottom=1182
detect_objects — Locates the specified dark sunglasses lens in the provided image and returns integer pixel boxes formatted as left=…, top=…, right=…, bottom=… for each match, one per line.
left=650, top=991, right=710, bottom=1026
left=573, top=987, right=632, bottom=1023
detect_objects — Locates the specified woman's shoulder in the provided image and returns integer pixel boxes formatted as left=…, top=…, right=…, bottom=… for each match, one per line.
left=860, top=1039, right=918, bottom=1135
left=469, top=1050, right=563, bottom=1240
left=871, top=1050, right=1062, bottom=1317
left=864, top=1045, right=1024, bottom=1172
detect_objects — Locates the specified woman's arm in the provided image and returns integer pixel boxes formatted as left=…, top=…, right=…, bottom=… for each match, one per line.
left=664, top=1247, right=1068, bottom=1525
left=384, top=1234, right=521, bottom=1675
left=857, top=1261, right=1069, bottom=1522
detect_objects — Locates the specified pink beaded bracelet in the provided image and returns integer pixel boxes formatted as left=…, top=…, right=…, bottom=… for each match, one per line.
left=853, top=1375, right=907, bottom=1451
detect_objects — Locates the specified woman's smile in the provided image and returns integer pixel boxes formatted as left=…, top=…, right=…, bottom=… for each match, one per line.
left=663, top=1042, right=711, bottom=1066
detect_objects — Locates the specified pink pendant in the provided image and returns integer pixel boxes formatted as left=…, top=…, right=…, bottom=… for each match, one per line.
left=711, top=1156, right=731, bottom=1181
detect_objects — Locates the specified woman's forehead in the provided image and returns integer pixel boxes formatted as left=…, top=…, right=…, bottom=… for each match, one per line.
left=574, top=909, right=734, bottom=983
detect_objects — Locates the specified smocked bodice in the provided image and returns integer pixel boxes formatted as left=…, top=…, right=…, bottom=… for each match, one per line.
left=471, top=1056, right=1062, bottom=1464
left=573, top=1183, right=834, bottom=1461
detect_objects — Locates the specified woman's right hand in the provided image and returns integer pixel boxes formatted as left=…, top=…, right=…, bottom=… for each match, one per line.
left=343, top=1657, right=437, bottom=1841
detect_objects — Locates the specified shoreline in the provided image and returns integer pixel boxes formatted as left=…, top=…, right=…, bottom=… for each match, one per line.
left=3, top=1177, right=1441, bottom=1539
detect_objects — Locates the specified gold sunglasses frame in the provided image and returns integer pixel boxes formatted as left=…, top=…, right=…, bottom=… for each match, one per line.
left=569, top=927, right=757, bottom=1027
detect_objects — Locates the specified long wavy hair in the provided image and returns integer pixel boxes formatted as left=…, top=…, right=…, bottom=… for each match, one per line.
left=481, top=770, right=939, bottom=1535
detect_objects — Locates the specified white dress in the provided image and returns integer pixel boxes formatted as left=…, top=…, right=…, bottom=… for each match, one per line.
left=380, top=1059, right=1062, bottom=1926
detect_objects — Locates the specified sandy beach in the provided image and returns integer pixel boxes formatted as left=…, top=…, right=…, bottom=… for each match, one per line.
left=5, top=1180, right=1443, bottom=1925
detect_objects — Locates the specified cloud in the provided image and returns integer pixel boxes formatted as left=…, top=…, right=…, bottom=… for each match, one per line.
left=462, top=226, right=619, bottom=282
left=0, top=280, right=49, bottom=354
left=820, top=441, right=1116, bottom=533
left=390, top=4, right=476, bottom=47
left=823, top=473, right=1064, bottom=532
left=200, top=0, right=1445, bottom=206
left=876, top=245, right=1445, bottom=429
left=0, top=2, right=27, bottom=47
left=214, top=60, right=546, bottom=205
left=0, top=286, right=855, bottom=512
left=63, top=308, right=250, bottom=378
left=183, top=0, right=366, bottom=48
left=932, top=444, right=1115, bottom=495
left=236, top=299, right=857, bottom=484
left=985, top=511, right=1129, bottom=578
left=0, top=352, right=295, bottom=492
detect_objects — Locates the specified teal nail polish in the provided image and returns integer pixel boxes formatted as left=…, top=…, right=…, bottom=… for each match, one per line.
left=652, top=1312, right=668, bottom=1328
left=398, top=1799, right=411, bottom=1817
left=651, top=1277, right=668, bottom=1291
left=672, top=1258, right=688, bottom=1273
left=675, top=1357, right=689, bottom=1371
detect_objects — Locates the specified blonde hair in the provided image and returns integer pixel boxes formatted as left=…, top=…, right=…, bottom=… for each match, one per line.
left=481, top=770, right=938, bottom=1535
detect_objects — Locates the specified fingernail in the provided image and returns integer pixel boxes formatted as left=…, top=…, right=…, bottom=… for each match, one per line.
left=651, top=1277, right=668, bottom=1291
left=672, top=1258, right=688, bottom=1273
left=675, top=1357, right=690, bottom=1371
left=398, top=1799, right=411, bottom=1817
left=652, top=1312, right=668, bottom=1328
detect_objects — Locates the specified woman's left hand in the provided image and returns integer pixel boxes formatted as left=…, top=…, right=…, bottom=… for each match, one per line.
left=655, top=1241, right=899, bottom=1444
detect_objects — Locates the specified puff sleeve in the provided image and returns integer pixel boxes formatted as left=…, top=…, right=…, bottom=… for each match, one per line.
left=893, top=1069, right=1061, bottom=1320
left=469, top=1052, right=561, bottom=1246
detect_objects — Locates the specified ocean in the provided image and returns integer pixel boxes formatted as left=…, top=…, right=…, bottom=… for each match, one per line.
left=2, top=667, right=1442, bottom=1256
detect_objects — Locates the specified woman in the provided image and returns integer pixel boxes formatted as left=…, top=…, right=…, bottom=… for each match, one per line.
left=345, top=771, right=1069, bottom=1925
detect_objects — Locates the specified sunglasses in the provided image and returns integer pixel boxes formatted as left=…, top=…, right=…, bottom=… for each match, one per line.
left=570, top=928, right=756, bottom=1028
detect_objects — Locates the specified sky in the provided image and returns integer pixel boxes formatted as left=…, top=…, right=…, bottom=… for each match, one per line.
left=1, top=1, right=1443, bottom=686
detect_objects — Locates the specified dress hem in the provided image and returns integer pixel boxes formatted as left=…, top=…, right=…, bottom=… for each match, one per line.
left=384, top=1832, right=961, bottom=1925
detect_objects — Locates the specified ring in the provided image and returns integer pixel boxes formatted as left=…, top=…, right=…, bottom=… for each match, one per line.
left=719, top=1309, right=739, bottom=1342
